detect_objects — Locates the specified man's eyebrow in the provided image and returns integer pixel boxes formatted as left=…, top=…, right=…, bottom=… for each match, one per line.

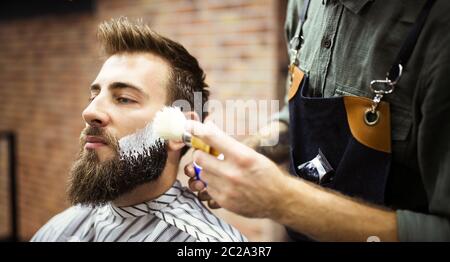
left=109, top=82, right=148, bottom=98
left=89, top=82, right=149, bottom=99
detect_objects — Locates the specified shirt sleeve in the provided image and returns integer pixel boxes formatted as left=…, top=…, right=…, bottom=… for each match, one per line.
left=272, top=104, right=290, bottom=124
left=396, top=11, right=450, bottom=241
left=397, top=210, right=450, bottom=241
left=271, top=85, right=290, bottom=125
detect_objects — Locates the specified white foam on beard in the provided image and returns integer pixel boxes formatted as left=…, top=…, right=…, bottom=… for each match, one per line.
left=118, top=121, right=163, bottom=159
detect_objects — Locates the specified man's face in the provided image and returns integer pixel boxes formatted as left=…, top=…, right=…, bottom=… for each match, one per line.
left=84, top=53, right=169, bottom=160
left=68, top=53, right=170, bottom=206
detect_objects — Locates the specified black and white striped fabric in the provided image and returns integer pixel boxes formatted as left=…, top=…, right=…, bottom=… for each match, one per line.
left=31, top=180, right=247, bottom=242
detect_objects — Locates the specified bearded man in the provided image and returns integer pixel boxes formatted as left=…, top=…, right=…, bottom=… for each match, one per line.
left=31, top=18, right=246, bottom=242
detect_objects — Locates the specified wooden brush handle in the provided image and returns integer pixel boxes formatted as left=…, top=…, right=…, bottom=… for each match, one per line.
left=191, top=136, right=221, bottom=157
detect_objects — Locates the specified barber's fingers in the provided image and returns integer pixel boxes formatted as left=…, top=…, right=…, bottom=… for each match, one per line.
left=190, top=178, right=221, bottom=209
left=200, top=181, right=221, bottom=204
left=188, top=177, right=206, bottom=192
left=207, top=199, right=221, bottom=209
left=185, top=164, right=206, bottom=191
left=185, top=158, right=224, bottom=195
left=192, top=150, right=227, bottom=177
left=186, top=152, right=224, bottom=196
left=188, top=163, right=225, bottom=210
left=184, top=163, right=196, bottom=178
left=185, top=120, right=251, bottom=160
left=198, top=189, right=212, bottom=201
left=198, top=190, right=221, bottom=209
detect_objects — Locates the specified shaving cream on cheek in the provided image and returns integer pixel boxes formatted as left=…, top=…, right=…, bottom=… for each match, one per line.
left=118, top=120, right=162, bottom=159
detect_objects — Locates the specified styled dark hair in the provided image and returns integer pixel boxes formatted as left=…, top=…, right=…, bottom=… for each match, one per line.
left=97, top=17, right=209, bottom=121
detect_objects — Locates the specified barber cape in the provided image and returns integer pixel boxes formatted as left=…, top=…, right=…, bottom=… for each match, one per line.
left=31, top=180, right=246, bottom=242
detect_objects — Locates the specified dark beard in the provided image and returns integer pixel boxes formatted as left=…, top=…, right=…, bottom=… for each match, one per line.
left=68, top=127, right=168, bottom=207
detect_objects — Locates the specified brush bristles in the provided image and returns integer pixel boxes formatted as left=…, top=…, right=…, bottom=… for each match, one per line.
left=153, top=106, right=187, bottom=141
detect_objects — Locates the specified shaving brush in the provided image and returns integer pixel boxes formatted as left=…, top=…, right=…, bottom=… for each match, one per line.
left=152, top=107, right=221, bottom=157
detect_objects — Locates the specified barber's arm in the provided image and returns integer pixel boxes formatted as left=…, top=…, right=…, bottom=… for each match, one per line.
left=183, top=54, right=450, bottom=242
left=184, top=73, right=450, bottom=242
left=185, top=120, right=399, bottom=241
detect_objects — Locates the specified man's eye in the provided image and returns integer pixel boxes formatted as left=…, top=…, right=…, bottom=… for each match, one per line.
left=117, top=97, right=136, bottom=104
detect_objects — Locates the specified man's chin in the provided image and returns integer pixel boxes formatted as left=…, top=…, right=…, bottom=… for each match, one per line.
left=83, top=146, right=116, bottom=162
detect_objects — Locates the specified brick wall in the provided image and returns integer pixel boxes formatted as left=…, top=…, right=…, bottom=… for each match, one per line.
left=0, top=0, right=288, bottom=241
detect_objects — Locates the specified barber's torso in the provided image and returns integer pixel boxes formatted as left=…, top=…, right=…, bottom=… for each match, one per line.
left=285, top=0, right=432, bottom=211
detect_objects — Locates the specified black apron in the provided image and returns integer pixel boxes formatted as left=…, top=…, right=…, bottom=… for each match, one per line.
left=286, top=0, right=435, bottom=241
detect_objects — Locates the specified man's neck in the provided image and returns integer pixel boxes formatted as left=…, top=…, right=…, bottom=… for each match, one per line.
left=112, top=177, right=175, bottom=207
left=112, top=153, right=179, bottom=207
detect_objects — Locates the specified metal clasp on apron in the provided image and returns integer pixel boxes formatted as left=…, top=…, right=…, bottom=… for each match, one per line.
left=365, top=64, right=403, bottom=126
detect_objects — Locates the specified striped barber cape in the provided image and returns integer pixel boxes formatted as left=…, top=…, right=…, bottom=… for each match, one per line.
left=31, top=180, right=247, bottom=242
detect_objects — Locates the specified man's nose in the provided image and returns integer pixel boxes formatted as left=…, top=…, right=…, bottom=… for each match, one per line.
left=82, top=97, right=111, bottom=128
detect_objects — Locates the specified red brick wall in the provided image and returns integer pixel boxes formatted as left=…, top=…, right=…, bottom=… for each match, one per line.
left=0, top=0, right=288, bottom=241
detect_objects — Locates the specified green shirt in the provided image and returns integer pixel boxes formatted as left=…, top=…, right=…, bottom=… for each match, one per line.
left=277, top=0, right=450, bottom=241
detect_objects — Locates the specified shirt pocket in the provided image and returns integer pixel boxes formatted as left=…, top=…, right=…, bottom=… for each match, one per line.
left=333, top=80, right=373, bottom=98
left=334, top=87, right=369, bottom=98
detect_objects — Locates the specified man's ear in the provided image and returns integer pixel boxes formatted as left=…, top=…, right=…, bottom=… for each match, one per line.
left=184, top=111, right=200, bottom=122
left=167, top=111, right=200, bottom=152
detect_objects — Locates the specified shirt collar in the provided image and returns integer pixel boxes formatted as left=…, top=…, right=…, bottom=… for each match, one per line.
left=108, top=180, right=183, bottom=218
left=339, top=0, right=373, bottom=14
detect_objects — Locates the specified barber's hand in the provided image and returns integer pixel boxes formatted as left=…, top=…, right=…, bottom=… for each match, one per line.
left=242, top=121, right=289, bottom=164
left=184, top=163, right=221, bottom=209
left=185, top=121, right=286, bottom=218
